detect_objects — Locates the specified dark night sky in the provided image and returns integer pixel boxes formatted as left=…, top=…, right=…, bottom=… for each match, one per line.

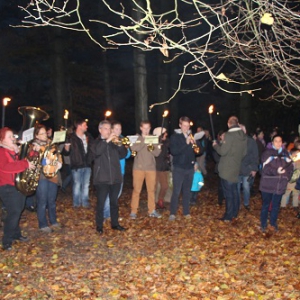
left=1, top=1, right=300, bottom=139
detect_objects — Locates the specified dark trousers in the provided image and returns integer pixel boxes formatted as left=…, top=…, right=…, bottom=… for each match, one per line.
left=221, top=178, right=239, bottom=220
left=95, top=183, right=121, bottom=229
left=218, top=177, right=224, bottom=205
left=0, top=185, right=26, bottom=246
left=190, top=191, right=198, bottom=203
left=170, top=167, right=193, bottom=215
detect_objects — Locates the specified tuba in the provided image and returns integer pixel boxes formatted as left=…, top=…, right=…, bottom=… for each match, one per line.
left=15, top=106, right=49, bottom=196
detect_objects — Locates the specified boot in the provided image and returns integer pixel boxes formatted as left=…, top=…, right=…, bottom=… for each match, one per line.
left=156, top=199, right=166, bottom=209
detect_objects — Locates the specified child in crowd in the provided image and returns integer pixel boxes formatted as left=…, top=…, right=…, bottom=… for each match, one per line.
left=190, top=162, right=204, bottom=205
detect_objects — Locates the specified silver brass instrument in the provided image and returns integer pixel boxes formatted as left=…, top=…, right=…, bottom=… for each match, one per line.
left=189, top=133, right=200, bottom=154
left=15, top=106, right=49, bottom=196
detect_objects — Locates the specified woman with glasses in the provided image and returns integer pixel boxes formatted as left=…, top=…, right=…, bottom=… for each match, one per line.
left=32, top=125, right=62, bottom=233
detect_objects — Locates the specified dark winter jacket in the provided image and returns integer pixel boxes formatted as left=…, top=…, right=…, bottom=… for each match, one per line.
left=170, top=130, right=196, bottom=170
left=62, top=132, right=94, bottom=170
left=155, top=138, right=170, bottom=172
left=90, top=137, right=127, bottom=185
left=259, top=147, right=293, bottom=195
left=239, top=136, right=259, bottom=176
left=213, top=126, right=247, bottom=183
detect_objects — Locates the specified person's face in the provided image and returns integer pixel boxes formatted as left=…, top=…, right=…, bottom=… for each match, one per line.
left=99, top=124, right=111, bottom=139
left=47, top=128, right=52, bottom=137
left=140, top=123, right=151, bottom=136
left=36, top=128, right=48, bottom=142
left=162, top=132, right=168, bottom=140
left=180, top=121, right=190, bottom=134
left=272, top=136, right=282, bottom=150
left=2, top=130, right=15, bottom=149
left=79, top=122, right=88, bottom=133
left=112, top=124, right=122, bottom=136
left=258, top=132, right=264, bottom=139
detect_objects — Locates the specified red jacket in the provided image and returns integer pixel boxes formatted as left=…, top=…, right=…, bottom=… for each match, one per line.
left=0, top=147, right=29, bottom=186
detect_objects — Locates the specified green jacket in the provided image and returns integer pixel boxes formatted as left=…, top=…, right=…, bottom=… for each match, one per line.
left=213, top=127, right=247, bottom=183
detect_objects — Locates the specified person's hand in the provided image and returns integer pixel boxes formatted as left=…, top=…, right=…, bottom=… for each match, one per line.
left=33, top=144, right=41, bottom=151
left=277, top=167, right=285, bottom=174
left=64, top=143, right=71, bottom=151
left=212, top=140, right=217, bottom=147
left=27, top=161, right=36, bottom=170
left=186, top=135, right=192, bottom=145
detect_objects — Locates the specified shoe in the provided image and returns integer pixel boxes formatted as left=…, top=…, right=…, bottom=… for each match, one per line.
left=244, top=205, right=250, bottom=211
left=149, top=210, right=162, bottom=218
left=296, top=212, right=300, bottom=219
left=51, top=223, right=62, bottom=229
left=218, top=217, right=231, bottom=223
left=156, top=199, right=166, bottom=209
left=40, top=227, right=53, bottom=233
left=26, top=206, right=36, bottom=212
left=111, top=225, right=126, bottom=231
left=2, top=244, right=12, bottom=251
left=261, top=227, right=266, bottom=233
left=15, top=235, right=29, bottom=242
left=96, top=227, right=103, bottom=235
left=130, top=213, right=137, bottom=219
left=189, top=201, right=196, bottom=206
left=184, top=214, right=192, bottom=219
left=169, top=214, right=176, bottom=221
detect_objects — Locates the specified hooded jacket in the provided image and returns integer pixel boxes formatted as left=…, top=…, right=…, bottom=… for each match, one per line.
left=213, top=126, right=247, bottom=183
left=259, top=147, right=293, bottom=195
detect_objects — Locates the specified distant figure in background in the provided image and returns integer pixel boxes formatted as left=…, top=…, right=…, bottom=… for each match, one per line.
left=196, top=126, right=207, bottom=176
left=62, top=118, right=94, bottom=208
left=237, top=124, right=259, bottom=210
left=212, top=130, right=225, bottom=206
left=190, top=162, right=204, bottom=206
left=59, top=126, right=73, bottom=193
left=153, top=127, right=170, bottom=210
left=46, top=127, right=53, bottom=139
left=259, top=135, right=293, bottom=232
left=0, top=127, right=35, bottom=250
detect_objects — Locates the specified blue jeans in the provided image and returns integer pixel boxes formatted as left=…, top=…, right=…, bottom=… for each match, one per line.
left=36, top=179, right=58, bottom=229
left=260, top=192, right=282, bottom=230
left=0, top=185, right=26, bottom=246
left=170, top=167, right=194, bottom=216
left=238, top=175, right=250, bottom=207
left=62, top=164, right=72, bottom=190
left=71, top=168, right=91, bottom=207
left=221, top=178, right=239, bottom=220
left=104, top=181, right=124, bottom=219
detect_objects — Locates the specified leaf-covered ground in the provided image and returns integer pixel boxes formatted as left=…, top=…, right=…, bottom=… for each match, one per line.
left=1, top=160, right=300, bottom=299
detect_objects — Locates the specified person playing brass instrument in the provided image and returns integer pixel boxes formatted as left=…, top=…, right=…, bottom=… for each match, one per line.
left=169, top=116, right=201, bottom=221
left=0, top=127, right=36, bottom=251
left=31, top=125, right=62, bottom=233
left=130, top=120, right=162, bottom=219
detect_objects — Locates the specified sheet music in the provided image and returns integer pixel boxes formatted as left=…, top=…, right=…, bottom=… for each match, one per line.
left=22, top=128, right=34, bottom=142
left=52, top=131, right=66, bottom=144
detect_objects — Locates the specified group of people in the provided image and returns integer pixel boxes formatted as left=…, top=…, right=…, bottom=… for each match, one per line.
left=0, top=114, right=298, bottom=250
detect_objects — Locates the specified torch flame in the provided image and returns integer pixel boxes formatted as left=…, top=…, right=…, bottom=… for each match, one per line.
left=162, top=110, right=169, bottom=118
left=209, top=105, right=214, bottom=114
left=3, top=97, right=11, bottom=106
left=105, top=110, right=112, bottom=118
left=63, top=109, right=69, bottom=120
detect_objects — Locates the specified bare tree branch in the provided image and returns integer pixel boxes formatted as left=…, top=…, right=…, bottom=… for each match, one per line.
left=17, top=0, right=300, bottom=108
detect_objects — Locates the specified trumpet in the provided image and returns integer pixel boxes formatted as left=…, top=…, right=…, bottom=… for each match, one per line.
left=112, top=136, right=131, bottom=147
left=189, top=134, right=200, bottom=154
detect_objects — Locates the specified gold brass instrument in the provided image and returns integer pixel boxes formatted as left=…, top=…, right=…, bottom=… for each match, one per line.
left=15, top=106, right=49, bottom=196
left=112, top=136, right=131, bottom=147
left=147, top=143, right=154, bottom=152
left=42, top=143, right=61, bottom=178
left=189, top=133, right=200, bottom=154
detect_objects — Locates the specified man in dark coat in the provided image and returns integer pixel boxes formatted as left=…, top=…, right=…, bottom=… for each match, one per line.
left=213, top=116, right=247, bottom=221
left=90, top=120, right=127, bottom=235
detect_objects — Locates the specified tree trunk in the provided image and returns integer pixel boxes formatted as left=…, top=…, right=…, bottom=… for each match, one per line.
left=50, top=27, right=67, bottom=130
